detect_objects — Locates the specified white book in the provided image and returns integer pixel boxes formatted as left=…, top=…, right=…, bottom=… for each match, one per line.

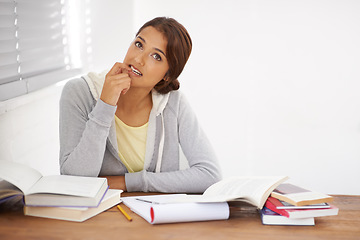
left=261, top=207, right=315, bottom=226
left=24, top=189, right=122, bottom=222
left=121, top=194, right=230, bottom=224
left=277, top=201, right=330, bottom=209
left=0, top=160, right=108, bottom=207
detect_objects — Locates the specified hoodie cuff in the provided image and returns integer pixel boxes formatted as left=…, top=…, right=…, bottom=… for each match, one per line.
left=88, top=99, right=117, bottom=127
left=125, top=171, right=147, bottom=192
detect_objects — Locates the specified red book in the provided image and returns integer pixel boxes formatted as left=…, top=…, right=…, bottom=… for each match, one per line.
left=265, top=197, right=291, bottom=217
left=265, top=197, right=339, bottom=219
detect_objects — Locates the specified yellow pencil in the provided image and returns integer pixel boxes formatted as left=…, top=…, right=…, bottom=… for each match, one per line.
left=117, top=205, right=132, bottom=221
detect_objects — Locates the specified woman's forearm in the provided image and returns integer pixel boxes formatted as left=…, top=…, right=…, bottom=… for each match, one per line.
left=59, top=80, right=116, bottom=176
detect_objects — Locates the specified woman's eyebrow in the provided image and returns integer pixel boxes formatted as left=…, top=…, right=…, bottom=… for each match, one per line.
left=137, top=36, right=167, bottom=58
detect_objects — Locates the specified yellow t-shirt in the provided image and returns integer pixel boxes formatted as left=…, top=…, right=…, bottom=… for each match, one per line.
left=114, top=115, right=148, bottom=173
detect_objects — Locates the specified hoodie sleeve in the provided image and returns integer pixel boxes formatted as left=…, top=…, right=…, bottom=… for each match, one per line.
left=125, top=92, right=222, bottom=193
left=59, top=78, right=116, bottom=176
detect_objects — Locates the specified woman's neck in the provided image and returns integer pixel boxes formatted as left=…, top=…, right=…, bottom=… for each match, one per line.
left=117, top=88, right=152, bottom=110
left=115, top=88, right=153, bottom=127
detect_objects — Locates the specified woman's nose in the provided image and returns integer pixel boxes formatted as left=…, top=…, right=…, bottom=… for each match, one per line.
left=135, top=52, right=145, bottom=66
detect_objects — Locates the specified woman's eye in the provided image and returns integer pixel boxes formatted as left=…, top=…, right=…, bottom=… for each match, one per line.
left=135, top=41, right=142, bottom=49
left=153, top=53, right=161, bottom=61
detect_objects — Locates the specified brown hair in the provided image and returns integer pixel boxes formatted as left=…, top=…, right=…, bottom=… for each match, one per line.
left=136, top=17, right=192, bottom=94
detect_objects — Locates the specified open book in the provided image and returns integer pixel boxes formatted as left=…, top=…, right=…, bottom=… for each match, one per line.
left=0, top=160, right=108, bottom=207
left=158, top=176, right=288, bottom=209
left=24, top=189, right=122, bottom=222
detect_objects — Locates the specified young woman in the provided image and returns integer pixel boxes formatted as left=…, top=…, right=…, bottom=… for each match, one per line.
left=59, top=17, right=221, bottom=193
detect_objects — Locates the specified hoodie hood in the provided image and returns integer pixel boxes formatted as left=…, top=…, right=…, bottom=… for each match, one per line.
left=83, top=70, right=107, bottom=101
left=83, top=71, right=170, bottom=172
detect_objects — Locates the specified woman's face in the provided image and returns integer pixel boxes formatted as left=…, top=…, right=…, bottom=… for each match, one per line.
left=123, top=26, right=169, bottom=91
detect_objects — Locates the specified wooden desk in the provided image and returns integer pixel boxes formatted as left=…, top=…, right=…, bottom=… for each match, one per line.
left=0, top=194, right=359, bottom=240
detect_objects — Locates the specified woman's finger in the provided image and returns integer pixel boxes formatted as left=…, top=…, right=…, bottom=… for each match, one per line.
left=108, top=62, right=130, bottom=76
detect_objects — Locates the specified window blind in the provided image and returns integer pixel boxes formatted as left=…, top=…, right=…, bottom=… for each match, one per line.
left=0, top=0, right=80, bottom=101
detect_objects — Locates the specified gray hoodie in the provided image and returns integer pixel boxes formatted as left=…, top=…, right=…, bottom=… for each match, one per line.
left=59, top=71, right=221, bottom=193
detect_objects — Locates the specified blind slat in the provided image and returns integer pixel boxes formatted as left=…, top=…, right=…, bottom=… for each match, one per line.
left=0, top=64, right=19, bottom=84
left=0, top=2, right=15, bottom=14
left=21, top=56, right=65, bottom=77
left=17, top=12, right=62, bottom=26
left=20, top=45, right=65, bottom=62
left=27, top=68, right=81, bottom=93
left=0, top=40, right=17, bottom=53
left=0, top=51, right=17, bottom=65
left=0, top=15, right=15, bottom=28
left=17, top=0, right=60, bottom=9
left=19, top=37, right=63, bottom=51
left=0, top=27, right=16, bottom=41
left=17, top=26, right=63, bottom=43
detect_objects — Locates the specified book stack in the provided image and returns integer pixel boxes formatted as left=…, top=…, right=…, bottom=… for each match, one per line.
left=0, top=160, right=122, bottom=222
left=23, top=189, right=122, bottom=222
left=260, top=183, right=338, bottom=226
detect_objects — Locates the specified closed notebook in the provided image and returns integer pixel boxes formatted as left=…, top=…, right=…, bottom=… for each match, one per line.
left=24, top=189, right=122, bottom=222
left=121, top=194, right=230, bottom=224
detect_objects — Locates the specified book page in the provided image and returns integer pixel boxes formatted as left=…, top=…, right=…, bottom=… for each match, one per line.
left=160, top=176, right=288, bottom=208
left=202, top=176, right=288, bottom=207
left=27, top=175, right=106, bottom=197
left=0, top=161, right=42, bottom=194
left=0, top=180, right=23, bottom=201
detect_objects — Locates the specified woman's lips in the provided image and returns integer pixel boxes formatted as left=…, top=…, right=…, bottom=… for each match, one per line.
left=130, top=65, right=143, bottom=76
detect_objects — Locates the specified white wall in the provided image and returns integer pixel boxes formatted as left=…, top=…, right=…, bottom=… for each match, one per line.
left=67, top=0, right=134, bottom=72
left=133, top=0, right=360, bottom=195
left=1, top=0, right=359, bottom=195
left=0, top=83, right=64, bottom=175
